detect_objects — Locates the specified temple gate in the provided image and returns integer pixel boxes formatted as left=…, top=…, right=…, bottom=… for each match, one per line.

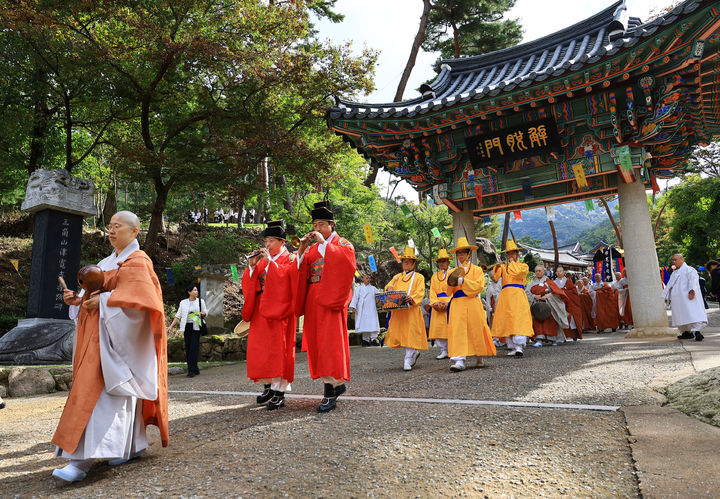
left=325, top=0, right=720, bottom=337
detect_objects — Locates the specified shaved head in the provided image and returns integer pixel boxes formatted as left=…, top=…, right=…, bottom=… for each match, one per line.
left=113, top=211, right=141, bottom=229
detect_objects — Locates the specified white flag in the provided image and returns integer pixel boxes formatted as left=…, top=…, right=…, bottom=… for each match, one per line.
left=545, top=206, right=555, bottom=222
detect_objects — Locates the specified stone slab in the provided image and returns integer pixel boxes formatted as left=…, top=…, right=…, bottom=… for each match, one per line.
left=623, top=405, right=720, bottom=498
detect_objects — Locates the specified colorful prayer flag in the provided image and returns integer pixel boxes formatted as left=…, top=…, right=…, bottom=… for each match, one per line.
left=572, top=163, right=588, bottom=189
left=545, top=206, right=555, bottom=221
left=400, top=205, right=411, bottom=217
left=617, top=145, right=633, bottom=172
left=10, top=259, right=19, bottom=272
left=431, top=227, right=441, bottom=238
left=230, top=264, right=238, bottom=282
left=513, top=210, right=522, bottom=220
left=585, top=199, right=595, bottom=211
left=389, top=246, right=401, bottom=263
left=368, top=255, right=377, bottom=272
left=363, top=224, right=374, bottom=244
left=166, top=267, right=175, bottom=285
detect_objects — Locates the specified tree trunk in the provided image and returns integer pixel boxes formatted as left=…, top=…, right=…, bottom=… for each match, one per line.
left=144, top=178, right=171, bottom=260
left=27, top=67, right=51, bottom=175
left=549, top=220, right=559, bottom=271
left=394, top=0, right=431, bottom=102
left=451, top=21, right=460, bottom=58
left=256, top=157, right=270, bottom=223
left=102, top=181, right=117, bottom=226
left=278, top=174, right=293, bottom=213
left=63, top=92, right=73, bottom=171
left=364, top=161, right=381, bottom=188
left=599, top=197, right=623, bottom=247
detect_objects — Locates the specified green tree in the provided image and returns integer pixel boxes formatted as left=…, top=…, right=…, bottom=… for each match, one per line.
left=667, top=175, right=720, bottom=264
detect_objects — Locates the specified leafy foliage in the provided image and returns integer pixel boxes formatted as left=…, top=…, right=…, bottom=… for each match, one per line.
left=667, top=175, right=720, bottom=264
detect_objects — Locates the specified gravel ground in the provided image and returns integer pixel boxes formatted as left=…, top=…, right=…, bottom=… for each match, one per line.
left=3, top=308, right=717, bottom=497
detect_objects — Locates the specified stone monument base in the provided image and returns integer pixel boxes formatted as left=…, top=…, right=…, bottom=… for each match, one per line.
left=0, top=318, right=74, bottom=365
left=625, top=326, right=679, bottom=339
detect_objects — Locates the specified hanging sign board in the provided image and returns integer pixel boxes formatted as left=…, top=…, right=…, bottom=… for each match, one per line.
left=465, top=118, right=561, bottom=169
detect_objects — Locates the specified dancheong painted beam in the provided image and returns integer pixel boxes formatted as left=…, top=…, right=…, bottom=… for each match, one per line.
left=326, top=0, right=720, bottom=217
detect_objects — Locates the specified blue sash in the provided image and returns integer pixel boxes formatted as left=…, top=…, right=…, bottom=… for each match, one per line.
left=502, top=284, right=525, bottom=290
left=446, top=290, right=468, bottom=322
left=429, top=292, right=449, bottom=323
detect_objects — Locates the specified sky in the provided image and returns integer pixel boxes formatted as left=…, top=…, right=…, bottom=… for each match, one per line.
left=314, top=0, right=671, bottom=201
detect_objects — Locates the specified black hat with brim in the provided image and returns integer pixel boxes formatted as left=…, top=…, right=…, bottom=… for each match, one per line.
left=311, top=201, right=334, bottom=221
left=262, top=220, right=286, bottom=239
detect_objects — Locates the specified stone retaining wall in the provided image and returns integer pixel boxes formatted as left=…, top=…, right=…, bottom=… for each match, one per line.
left=167, top=334, right=247, bottom=362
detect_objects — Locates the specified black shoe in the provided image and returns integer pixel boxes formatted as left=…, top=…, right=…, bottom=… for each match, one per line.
left=694, top=331, right=704, bottom=342
left=371, top=339, right=380, bottom=347
left=256, top=385, right=273, bottom=405
left=317, top=383, right=337, bottom=413
left=186, top=372, right=196, bottom=378
left=514, top=350, right=524, bottom=357
left=267, top=392, right=285, bottom=410
left=0, top=400, right=5, bottom=410
left=677, top=331, right=694, bottom=340
left=361, top=340, right=370, bottom=347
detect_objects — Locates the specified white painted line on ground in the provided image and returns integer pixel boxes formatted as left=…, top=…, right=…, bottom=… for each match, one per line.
left=168, top=390, right=619, bottom=412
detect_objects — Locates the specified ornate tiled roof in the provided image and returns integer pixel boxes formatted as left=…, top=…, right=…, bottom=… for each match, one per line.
left=328, top=0, right=704, bottom=121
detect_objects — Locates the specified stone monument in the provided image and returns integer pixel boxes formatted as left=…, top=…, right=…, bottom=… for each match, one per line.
left=0, top=169, right=95, bottom=364
left=196, top=264, right=231, bottom=333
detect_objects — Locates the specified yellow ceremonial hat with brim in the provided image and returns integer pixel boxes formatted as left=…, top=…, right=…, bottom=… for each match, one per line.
left=399, top=246, right=418, bottom=260
left=433, top=248, right=451, bottom=261
left=502, top=240, right=521, bottom=253
left=449, top=236, right=478, bottom=253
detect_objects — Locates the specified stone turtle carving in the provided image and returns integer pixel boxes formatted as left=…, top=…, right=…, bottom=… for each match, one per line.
left=0, top=321, right=74, bottom=365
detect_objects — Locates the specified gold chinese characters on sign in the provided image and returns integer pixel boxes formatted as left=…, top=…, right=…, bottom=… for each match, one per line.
left=465, top=118, right=561, bottom=168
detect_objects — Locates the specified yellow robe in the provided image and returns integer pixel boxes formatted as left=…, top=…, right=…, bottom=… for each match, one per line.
left=428, top=270, right=451, bottom=340
left=446, top=264, right=496, bottom=357
left=384, top=271, right=427, bottom=350
left=491, top=261, right=534, bottom=338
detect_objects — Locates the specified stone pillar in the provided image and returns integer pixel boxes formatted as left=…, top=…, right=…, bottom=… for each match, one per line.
left=0, top=169, right=95, bottom=364
left=451, top=202, right=477, bottom=263
left=617, top=169, right=676, bottom=337
left=197, top=265, right=230, bottom=332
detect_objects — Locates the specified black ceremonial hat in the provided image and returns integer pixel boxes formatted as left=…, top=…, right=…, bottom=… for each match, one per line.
left=310, top=201, right=334, bottom=221
left=262, top=220, right=286, bottom=239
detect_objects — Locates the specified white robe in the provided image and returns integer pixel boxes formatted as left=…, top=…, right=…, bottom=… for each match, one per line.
left=349, top=284, right=380, bottom=333
left=611, top=278, right=628, bottom=317
left=59, top=239, right=158, bottom=460
left=662, top=264, right=708, bottom=331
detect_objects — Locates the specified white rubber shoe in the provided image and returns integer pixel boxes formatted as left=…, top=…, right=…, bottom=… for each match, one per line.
left=435, top=351, right=448, bottom=360
left=52, top=464, right=87, bottom=483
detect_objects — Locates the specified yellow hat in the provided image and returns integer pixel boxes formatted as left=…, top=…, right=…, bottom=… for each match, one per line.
left=433, top=248, right=451, bottom=261
left=399, top=246, right=418, bottom=260
left=449, top=236, right=478, bottom=253
left=502, top=240, right=521, bottom=253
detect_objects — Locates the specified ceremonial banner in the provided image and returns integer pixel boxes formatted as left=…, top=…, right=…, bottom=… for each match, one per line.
left=368, top=255, right=377, bottom=272
left=585, top=199, right=595, bottom=211
left=521, top=177, right=533, bottom=200
left=572, top=163, right=588, bottom=189
left=430, top=227, right=441, bottom=238
left=363, top=224, right=374, bottom=244
left=389, top=247, right=401, bottom=263
left=616, top=145, right=633, bottom=172
left=513, top=210, right=522, bottom=220
left=166, top=267, right=175, bottom=285
left=230, top=264, right=238, bottom=282
left=545, top=206, right=555, bottom=221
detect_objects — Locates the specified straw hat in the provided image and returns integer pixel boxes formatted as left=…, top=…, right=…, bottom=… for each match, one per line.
left=399, top=246, right=418, bottom=260
left=449, top=236, right=478, bottom=253
left=502, top=240, right=521, bottom=253
left=433, top=248, right=451, bottom=261
left=233, top=320, right=250, bottom=338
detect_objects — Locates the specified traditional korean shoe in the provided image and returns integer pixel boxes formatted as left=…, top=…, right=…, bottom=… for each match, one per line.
left=371, top=339, right=381, bottom=346
left=436, top=351, right=448, bottom=360
left=532, top=341, right=543, bottom=348
left=474, top=358, right=486, bottom=368
left=677, top=331, right=694, bottom=340
left=267, top=392, right=285, bottom=410
left=450, top=361, right=465, bottom=372
left=507, top=349, right=518, bottom=356
left=0, top=398, right=4, bottom=410
left=317, top=383, right=337, bottom=413
left=410, top=351, right=421, bottom=367
left=361, top=340, right=370, bottom=347
left=52, top=464, right=87, bottom=483
left=514, top=349, right=524, bottom=357
left=694, top=331, right=704, bottom=342
left=108, top=449, right=146, bottom=466
left=403, top=361, right=412, bottom=371
left=256, top=385, right=273, bottom=405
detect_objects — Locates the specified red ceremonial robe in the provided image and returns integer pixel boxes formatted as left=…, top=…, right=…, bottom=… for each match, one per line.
left=579, top=289, right=596, bottom=330
left=622, top=285, right=634, bottom=326
left=52, top=250, right=169, bottom=453
left=595, top=284, right=620, bottom=330
left=295, top=233, right=356, bottom=381
left=560, top=278, right=584, bottom=339
left=530, top=279, right=566, bottom=337
left=241, top=249, right=297, bottom=382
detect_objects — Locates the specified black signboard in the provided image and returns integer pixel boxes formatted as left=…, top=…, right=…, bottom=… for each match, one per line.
left=465, top=118, right=562, bottom=168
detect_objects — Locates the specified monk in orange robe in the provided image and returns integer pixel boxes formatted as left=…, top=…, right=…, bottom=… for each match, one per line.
left=591, top=273, right=620, bottom=331
left=52, top=211, right=168, bottom=482
left=578, top=278, right=596, bottom=331
left=555, top=267, right=584, bottom=340
left=242, top=220, right=297, bottom=410
left=295, top=202, right=356, bottom=413
left=527, top=265, right=568, bottom=347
